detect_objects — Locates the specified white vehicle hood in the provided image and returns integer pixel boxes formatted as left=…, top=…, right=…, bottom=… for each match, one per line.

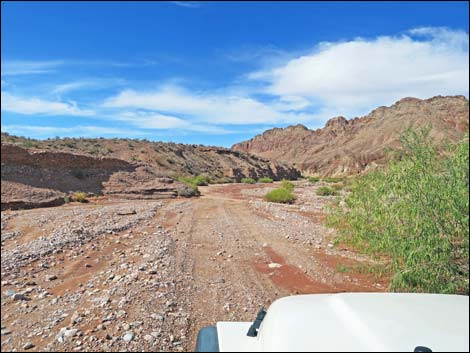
left=217, top=293, right=469, bottom=352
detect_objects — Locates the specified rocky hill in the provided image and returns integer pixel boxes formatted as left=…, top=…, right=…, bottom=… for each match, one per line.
left=232, top=95, right=469, bottom=176
left=1, top=136, right=300, bottom=210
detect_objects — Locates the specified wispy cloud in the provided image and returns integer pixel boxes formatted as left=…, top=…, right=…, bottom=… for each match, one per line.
left=1, top=124, right=148, bottom=138
left=3, top=26, right=468, bottom=141
left=103, top=85, right=319, bottom=126
left=114, top=110, right=237, bottom=134
left=1, top=92, right=95, bottom=116
left=1, top=60, right=64, bottom=76
left=1, top=59, right=159, bottom=78
left=169, top=1, right=201, bottom=8
left=51, top=78, right=127, bottom=95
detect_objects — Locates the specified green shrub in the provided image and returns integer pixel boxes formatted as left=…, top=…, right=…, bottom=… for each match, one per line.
left=176, top=185, right=200, bottom=197
left=178, top=175, right=209, bottom=186
left=258, top=177, right=274, bottom=183
left=281, top=179, right=294, bottom=191
left=308, top=176, right=320, bottom=183
left=327, top=128, right=469, bottom=294
left=64, top=195, right=71, bottom=203
left=316, top=186, right=337, bottom=196
left=22, top=140, right=36, bottom=148
left=176, top=175, right=207, bottom=197
left=241, top=177, right=256, bottom=184
left=264, top=187, right=296, bottom=204
left=73, top=192, right=88, bottom=203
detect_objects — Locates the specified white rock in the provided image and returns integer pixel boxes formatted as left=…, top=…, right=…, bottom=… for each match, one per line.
left=122, top=332, right=134, bottom=342
left=268, top=263, right=282, bottom=269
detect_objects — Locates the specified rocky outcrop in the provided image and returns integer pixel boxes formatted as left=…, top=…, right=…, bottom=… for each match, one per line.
left=0, top=145, right=190, bottom=210
left=102, top=167, right=185, bottom=199
left=1, top=136, right=301, bottom=183
left=232, top=95, right=469, bottom=176
left=0, top=139, right=300, bottom=210
left=0, top=181, right=66, bottom=211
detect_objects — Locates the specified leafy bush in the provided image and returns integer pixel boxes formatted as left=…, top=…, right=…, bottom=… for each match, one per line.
left=264, top=179, right=296, bottom=203
left=258, top=177, right=274, bottom=183
left=178, top=175, right=209, bottom=186
left=328, top=128, right=469, bottom=294
left=316, top=186, right=338, bottom=196
left=176, top=185, right=200, bottom=197
left=281, top=179, right=294, bottom=191
left=241, top=177, right=256, bottom=184
left=308, top=176, right=320, bottom=183
left=73, top=192, right=88, bottom=203
left=264, top=187, right=296, bottom=204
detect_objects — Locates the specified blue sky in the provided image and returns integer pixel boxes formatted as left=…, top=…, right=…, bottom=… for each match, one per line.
left=1, top=1, right=469, bottom=147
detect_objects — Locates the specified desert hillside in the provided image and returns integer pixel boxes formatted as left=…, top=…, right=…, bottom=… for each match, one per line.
left=232, top=95, right=469, bottom=176
left=1, top=134, right=299, bottom=181
left=0, top=138, right=300, bottom=210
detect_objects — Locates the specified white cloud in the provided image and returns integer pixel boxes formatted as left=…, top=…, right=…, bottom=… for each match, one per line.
left=51, top=78, right=127, bottom=94
left=170, top=1, right=201, bottom=8
left=1, top=124, right=144, bottom=138
left=249, top=27, right=469, bottom=115
left=1, top=60, right=64, bottom=76
left=115, top=110, right=237, bottom=134
left=103, top=86, right=319, bottom=125
left=102, top=27, right=468, bottom=129
left=52, top=81, right=97, bottom=94
left=1, top=92, right=95, bottom=116
left=3, top=26, right=468, bottom=138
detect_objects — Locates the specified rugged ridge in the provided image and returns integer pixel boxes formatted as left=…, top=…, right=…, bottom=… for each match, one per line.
left=1, top=137, right=300, bottom=210
left=232, top=95, right=469, bottom=176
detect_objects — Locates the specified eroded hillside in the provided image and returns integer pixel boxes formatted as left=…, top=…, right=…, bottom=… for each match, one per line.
left=1, top=137, right=300, bottom=210
left=232, top=95, right=469, bottom=176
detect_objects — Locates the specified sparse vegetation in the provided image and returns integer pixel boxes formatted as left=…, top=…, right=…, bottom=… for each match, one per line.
left=72, top=192, right=88, bottom=203
left=264, top=179, right=296, bottom=203
left=308, top=176, right=320, bottom=183
left=258, top=177, right=273, bottom=183
left=264, top=187, right=296, bottom=204
left=316, top=186, right=338, bottom=196
left=331, top=183, right=344, bottom=191
left=322, top=177, right=344, bottom=183
left=177, top=175, right=209, bottom=196
left=328, top=128, right=469, bottom=294
left=211, top=177, right=233, bottom=184
left=281, top=179, right=294, bottom=191
left=178, top=175, right=209, bottom=186
left=336, top=264, right=350, bottom=273
left=176, top=185, right=200, bottom=197
left=22, top=140, right=36, bottom=148
left=241, top=177, right=256, bottom=184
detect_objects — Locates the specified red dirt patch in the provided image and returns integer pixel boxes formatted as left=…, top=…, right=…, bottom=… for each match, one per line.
left=252, top=246, right=335, bottom=294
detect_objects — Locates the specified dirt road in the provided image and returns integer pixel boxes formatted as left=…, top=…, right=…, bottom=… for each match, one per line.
left=1, top=181, right=387, bottom=352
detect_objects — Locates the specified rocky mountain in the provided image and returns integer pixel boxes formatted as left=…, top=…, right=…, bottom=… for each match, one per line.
left=232, top=95, right=469, bottom=176
left=1, top=135, right=300, bottom=210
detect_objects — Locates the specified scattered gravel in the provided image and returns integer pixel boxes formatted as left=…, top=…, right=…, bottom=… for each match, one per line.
left=1, top=183, right=384, bottom=352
